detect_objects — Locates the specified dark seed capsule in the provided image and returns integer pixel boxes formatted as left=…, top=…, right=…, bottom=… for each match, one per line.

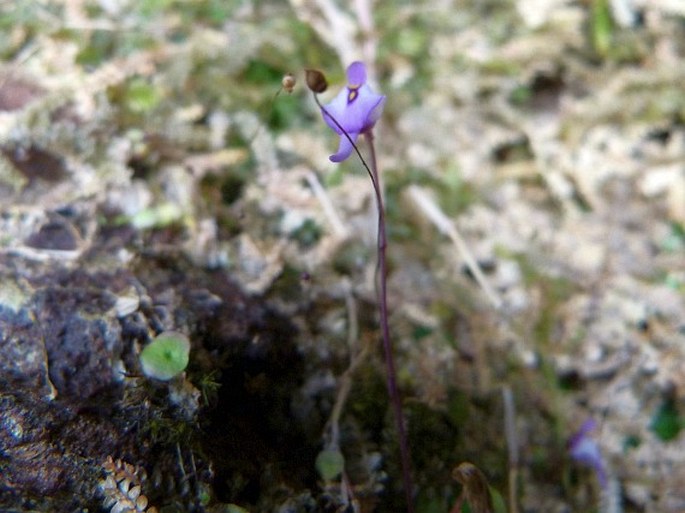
left=305, top=68, right=328, bottom=93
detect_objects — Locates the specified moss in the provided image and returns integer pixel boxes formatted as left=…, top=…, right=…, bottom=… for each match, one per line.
left=407, top=401, right=460, bottom=483
left=290, top=218, right=323, bottom=249
left=512, top=253, right=576, bottom=349
left=650, top=399, right=684, bottom=442
left=348, top=363, right=389, bottom=440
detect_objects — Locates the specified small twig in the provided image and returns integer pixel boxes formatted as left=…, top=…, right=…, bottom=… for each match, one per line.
left=352, top=0, right=378, bottom=72
left=407, top=185, right=503, bottom=310
left=304, top=170, right=349, bottom=239
left=175, top=442, right=186, bottom=481
left=502, top=385, right=519, bottom=513
left=601, top=474, right=622, bottom=513
left=327, top=279, right=367, bottom=448
left=343, top=278, right=360, bottom=353
left=288, top=0, right=358, bottom=66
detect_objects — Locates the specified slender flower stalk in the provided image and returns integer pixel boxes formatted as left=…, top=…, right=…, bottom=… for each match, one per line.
left=365, top=132, right=414, bottom=513
left=308, top=62, right=414, bottom=513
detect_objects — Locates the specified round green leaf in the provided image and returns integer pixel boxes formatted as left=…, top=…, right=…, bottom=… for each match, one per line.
left=315, top=448, right=345, bottom=481
left=140, top=331, right=190, bottom=380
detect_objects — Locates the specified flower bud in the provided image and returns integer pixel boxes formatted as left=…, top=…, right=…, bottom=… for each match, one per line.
left=281, top=73, right=296, bottom=94
left=305, top=68, right=328, bottom=93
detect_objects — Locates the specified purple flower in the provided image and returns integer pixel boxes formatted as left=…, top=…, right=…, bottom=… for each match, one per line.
left=568, top=418, right=608, bottom=488
left=320, top=61, right=386, bottom=162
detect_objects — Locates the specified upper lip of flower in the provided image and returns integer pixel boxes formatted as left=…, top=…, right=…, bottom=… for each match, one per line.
left=319, top=61, right=386, bottom=162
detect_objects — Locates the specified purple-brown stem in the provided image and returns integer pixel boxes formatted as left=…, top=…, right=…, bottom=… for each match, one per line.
left=313, top=94, right=414, bottom=513
left=365, top=131, right=414, bottom=513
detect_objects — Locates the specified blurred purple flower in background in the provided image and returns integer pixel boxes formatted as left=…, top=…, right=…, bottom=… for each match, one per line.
left=320, top=61, right=386, bottom=162
left=568, top=418, right=608, bottom=488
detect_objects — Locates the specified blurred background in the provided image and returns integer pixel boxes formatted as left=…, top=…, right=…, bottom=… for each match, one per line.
left=0, top=1, right=684, bottom=512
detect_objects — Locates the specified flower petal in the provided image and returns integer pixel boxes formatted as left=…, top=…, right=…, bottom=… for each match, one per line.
left=318, top=61, right=385, bottom=163
left=570, top=437, right=608, bottom=486
left=329, top=132, right=359, bottom=162
left=346, top=61, right=367, bottom=87
left=569, top=418, right=597, bottom=447
left=322, top=90, right=349, bottom=135
left=361, top=90, right=386, bottom=130
left=323, top=88, right=385, bottom=135
left=568, top=418, right=608, bottom=488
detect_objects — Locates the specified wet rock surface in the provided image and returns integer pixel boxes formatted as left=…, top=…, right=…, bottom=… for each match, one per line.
left=0, top=223, right=308, bottom=512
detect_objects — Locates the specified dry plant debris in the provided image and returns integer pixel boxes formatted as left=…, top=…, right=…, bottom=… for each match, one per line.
left=100, top=456, right=159, bottom=513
